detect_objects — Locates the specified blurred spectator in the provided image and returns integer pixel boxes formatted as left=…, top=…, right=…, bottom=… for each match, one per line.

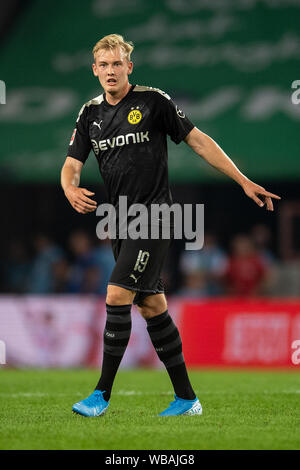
left=179, top=233, right=228, bottom=296
left=251, top=224, right=276, bottom=266
left=178, top=270, right=208, bottom=297
left=224, top=234, right=266, bottom=297
left=250, top=223, right=280, bottom=295
left=271, top=260, right=300, bottom=297
left=92, top=237, right=115, bottom=295
left=2, top=240, right=31, bottom=293
left=2, top=227, right=298, bottom=298
left=52, top=258, right=70, bottom=293
left=27, top=234, right=65, bottom=294
left=67, top=230, right=101, bottom=293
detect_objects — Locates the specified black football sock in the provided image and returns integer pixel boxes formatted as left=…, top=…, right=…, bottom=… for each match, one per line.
left=95, top=304, right=132, bottom=402
left=146, top=310, right=196, bottom=400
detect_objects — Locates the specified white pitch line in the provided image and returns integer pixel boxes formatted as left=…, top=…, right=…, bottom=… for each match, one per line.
left=1, top=389, right=300, bottom=398
left=0, top=391, right=200, bottom=398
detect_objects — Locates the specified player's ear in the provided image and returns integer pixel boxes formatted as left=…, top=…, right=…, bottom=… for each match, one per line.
left=92, top=63, right=98, bottom=77
left=127, top=61, right=133, bottom=75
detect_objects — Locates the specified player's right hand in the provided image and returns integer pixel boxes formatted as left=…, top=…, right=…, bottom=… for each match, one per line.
left=64, top=185, right=97, bottom=214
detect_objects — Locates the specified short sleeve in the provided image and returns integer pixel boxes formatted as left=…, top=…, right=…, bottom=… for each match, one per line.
left=156, top=93, right=194, bottom=144
left=67, top=104, right=92, bottom=163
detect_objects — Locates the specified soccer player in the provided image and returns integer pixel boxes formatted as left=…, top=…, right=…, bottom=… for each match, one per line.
left=61, top=34, right=280, bottom=417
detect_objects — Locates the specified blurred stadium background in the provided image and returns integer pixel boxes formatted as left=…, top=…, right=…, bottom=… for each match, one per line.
left=1, top=0, right=300, bottom=372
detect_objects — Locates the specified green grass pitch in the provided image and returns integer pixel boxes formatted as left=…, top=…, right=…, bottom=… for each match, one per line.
left=0, top=368, right=300, bottom=450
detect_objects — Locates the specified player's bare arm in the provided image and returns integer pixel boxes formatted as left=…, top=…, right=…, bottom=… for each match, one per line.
left=184, top=127, right=281, bottom=211
left=61, top=156, right=97, bottom=214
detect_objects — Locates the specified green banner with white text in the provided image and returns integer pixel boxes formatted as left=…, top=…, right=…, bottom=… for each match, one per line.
left=0, top=0, right=299, bottom=183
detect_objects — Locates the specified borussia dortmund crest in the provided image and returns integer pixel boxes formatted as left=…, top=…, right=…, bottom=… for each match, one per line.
left=128, top=107, right=142, bottom=124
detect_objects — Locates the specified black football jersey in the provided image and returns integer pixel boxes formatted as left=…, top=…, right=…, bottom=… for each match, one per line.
left=67, top=84, right=194, bottom=210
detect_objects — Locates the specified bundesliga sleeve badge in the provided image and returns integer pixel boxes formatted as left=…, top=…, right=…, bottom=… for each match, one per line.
left=69, top=128, right=77, bottom=145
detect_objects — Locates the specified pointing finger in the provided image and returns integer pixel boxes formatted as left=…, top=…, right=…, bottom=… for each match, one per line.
left=260, top=190, right=281, bottom=200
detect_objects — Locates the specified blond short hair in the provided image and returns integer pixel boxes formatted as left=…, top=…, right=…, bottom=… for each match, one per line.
left=93, top=34, right=134, bottom=62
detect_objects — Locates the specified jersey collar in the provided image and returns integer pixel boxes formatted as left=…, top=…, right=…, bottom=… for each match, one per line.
left=103, top=84, right=136, bottom=108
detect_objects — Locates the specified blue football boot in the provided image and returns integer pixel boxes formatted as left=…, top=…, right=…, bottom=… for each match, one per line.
left=72, top=390, right=109, bottom=417
left=159, top=395, right=202, bottom=416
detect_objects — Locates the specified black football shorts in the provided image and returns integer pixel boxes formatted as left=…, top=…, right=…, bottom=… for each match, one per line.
left=108, top=234, right=172, bottom=306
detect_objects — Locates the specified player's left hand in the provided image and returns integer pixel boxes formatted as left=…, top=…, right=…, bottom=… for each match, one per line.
left=241, top=180, right=281, bottom=211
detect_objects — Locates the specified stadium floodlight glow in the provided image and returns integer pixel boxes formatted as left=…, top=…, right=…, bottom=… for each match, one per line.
left=0, top=340, right=6, bottom=364
left=0, top=80, right=6, bottom=104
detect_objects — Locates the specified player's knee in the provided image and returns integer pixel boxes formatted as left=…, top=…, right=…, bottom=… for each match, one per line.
left=106, top=292, right=132, bottom=305
left=138, top=305, right=164, bottom=320
left=106, top=285, right=134, bottom=306
left=137, top=305, right=154, bottom=320
left=137, top=295, right=167, bottom=320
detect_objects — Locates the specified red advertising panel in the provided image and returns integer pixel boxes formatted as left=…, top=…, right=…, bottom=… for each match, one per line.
left=179, top=299, right=300, bottom=367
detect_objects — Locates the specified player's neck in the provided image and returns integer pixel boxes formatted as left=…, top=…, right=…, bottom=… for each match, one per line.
left=105, top=82, right=132, bottom=106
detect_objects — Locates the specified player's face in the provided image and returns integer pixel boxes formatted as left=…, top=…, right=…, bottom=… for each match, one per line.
left=92, top=47, right=133, bottom=96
